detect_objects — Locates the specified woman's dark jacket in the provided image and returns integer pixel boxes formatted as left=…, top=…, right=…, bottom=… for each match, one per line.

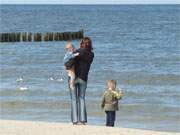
left=75, top=48, right=94, bottom=82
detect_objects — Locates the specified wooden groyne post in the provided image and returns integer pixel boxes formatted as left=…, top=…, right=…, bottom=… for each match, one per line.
left=0, top=30, right=84, bottom=42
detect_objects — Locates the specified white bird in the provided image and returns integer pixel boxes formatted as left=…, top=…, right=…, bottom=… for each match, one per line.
left=16, top=77, right=23, bottom=82
left=57, top=78, right=64, bottom=82
left=49, top=77, right=54, bottom=81
left=19, top=87, right=28, bottom=91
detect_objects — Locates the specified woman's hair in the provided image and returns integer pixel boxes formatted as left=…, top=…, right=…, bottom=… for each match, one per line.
left=80, top=37, right=93, bottom=51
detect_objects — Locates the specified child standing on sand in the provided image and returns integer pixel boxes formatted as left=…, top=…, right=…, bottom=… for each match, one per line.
left=101, top=80, right=124, bottom=127
left=63, top=43, right=79, bottom=90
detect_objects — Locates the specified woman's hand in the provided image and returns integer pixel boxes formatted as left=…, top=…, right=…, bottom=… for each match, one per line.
left=74, top=52, right=80, bottom=57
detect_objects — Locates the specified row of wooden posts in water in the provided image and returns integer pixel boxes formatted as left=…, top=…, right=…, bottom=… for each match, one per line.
left=0, top=30, right=84, bottom=42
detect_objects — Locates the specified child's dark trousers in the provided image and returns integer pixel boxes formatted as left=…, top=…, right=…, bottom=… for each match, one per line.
left=105, top=111, right=116, bottom=127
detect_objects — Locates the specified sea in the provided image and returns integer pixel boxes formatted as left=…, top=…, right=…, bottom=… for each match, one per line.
left=0, top=5, right=179, bottom=132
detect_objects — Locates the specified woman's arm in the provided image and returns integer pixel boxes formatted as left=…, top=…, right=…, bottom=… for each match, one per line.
left=63, top=52, right=80, bottom=69
left=63, top=52, right=79, bottom=64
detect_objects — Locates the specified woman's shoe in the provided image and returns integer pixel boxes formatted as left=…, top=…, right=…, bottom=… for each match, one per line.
left=79, top=122, right=86, bottom=125
left=72, top=122, right=78, bottom=125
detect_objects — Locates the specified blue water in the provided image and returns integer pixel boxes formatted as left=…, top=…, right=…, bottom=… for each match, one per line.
left=0, top=5, right=180, bottom=132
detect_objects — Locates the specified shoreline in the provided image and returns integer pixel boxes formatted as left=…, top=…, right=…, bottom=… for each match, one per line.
left=0, top=120, right=179, bottom=135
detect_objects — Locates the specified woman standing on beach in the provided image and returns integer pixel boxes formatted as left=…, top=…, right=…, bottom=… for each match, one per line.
left=67, top=37, right=94, bottom=125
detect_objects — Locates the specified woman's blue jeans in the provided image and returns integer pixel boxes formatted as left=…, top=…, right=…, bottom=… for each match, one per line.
left=68, top=77, right=87, bottom=123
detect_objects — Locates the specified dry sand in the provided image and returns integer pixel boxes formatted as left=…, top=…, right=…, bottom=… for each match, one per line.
left=0, top=120, right=179, bottom=135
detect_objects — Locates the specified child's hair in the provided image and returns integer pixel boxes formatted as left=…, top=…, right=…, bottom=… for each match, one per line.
left=107, top=80, right=117, bottom=89
left=66, top=42, right=75, bottom=51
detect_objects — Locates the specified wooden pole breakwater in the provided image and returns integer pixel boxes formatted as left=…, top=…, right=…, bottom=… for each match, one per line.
left=0, top=30, right=84, bottom=42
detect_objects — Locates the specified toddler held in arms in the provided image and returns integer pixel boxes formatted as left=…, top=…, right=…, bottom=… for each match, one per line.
left=101, top=80, right=124, bottom=127
left=63, top=43, right=79, bottom=90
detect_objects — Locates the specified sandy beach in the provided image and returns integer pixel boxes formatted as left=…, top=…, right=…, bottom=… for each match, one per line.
left=0, top=120, right=179, bottom=135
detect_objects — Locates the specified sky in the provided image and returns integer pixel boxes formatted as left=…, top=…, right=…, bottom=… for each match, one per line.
left=1, top=0, right=180, bottom=4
